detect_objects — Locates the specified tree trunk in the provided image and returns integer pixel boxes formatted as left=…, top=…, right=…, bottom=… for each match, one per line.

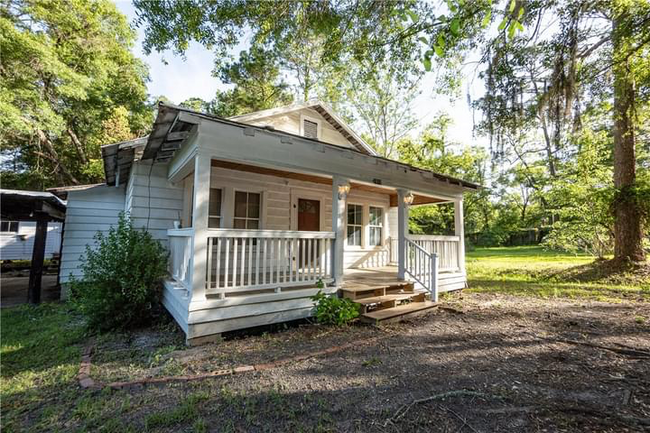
left=612, top=12, right=646, bottom=263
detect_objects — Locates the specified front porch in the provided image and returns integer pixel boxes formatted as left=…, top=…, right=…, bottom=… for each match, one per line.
left=143, top=106, right=474, bottom=343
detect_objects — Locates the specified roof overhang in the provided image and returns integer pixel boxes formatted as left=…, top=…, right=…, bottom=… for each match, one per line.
left=0, top=189, right=67, bottom=221
left=98, top=103, right=481, bottom=194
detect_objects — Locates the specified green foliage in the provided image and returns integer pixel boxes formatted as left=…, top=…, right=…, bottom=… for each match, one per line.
left=310, top=291, right=360, bottom=326
left=71, top=214, right=168, bottom=332
left=211, top=47, right=294, bottom=117
left=1, top=0, right=151, bottom=189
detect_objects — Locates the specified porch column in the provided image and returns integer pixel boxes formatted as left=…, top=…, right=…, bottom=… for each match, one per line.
left=397, top=189, right=410, bottom=280
left=331, top=176, right=349, bottom=286
left=189, top=153, right=211, bottom=303
left=454, top=198, right=466, bottom=275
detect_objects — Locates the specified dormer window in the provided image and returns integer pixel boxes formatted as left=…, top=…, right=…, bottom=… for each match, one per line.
left=300, top=115, right=321, bottom=139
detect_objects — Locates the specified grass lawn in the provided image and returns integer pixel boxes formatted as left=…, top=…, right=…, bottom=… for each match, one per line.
left=465, top=246, right=649, bottom=302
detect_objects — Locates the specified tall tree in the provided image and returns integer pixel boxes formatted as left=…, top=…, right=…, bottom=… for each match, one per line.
left=0, top=0, right=150, bottom=189
left=210, top=47, right=293, bottom=117
left=611, top=0, right=648, bottom=262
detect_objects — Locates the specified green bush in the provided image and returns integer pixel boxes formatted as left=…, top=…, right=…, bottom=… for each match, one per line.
left=311, top=291, right=360, bottom=326
left=71, top=213, right=169, bottom=331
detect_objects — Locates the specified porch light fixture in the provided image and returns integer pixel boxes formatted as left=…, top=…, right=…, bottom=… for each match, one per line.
left=338, top=183, right=351, bottom=199
left=403, top=192, right=414, bottom=205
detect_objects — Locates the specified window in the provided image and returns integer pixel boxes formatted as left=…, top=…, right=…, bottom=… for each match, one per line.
left=0, top=221, right=19, bottom=233
left=369, top=207, right=383, bottom=246
left=234, top=191, right=261, bottom=229
left=303, top=119, right=319, bottom=139
left=347, top=204, right=363, bottom=246
left=208, top=188, right=222, bottom=228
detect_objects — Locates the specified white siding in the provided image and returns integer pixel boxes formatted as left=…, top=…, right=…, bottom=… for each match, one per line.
left=210, top=166, right=393, bottom=269
left=125, top=161, right=184, bottom=243
left=242, top=107, right=355, bottom=149
left=0, top=222, right=62, bottom=261
left=59, top=185, right=125, bottom=283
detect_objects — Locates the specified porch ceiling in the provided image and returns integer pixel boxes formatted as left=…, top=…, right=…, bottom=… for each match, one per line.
left=211, top=159, right=446, bottom=206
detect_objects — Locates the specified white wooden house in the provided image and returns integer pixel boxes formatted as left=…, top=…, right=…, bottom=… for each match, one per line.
left=0, top=221, right=62, bottom=261
left=55, top=101, right=478, bottom=344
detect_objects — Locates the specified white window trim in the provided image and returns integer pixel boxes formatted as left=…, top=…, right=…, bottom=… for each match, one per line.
left=232, top=189, right=264, bottom=230
left=208, top=187, right=224, bottom=229
left=345, top=202, right=365, bottom=249
left=299, top=114, right=322, bottom=140
left=368, top=205, right=385, bottom=247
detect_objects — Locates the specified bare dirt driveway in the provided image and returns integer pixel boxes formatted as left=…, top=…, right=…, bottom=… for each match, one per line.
left=62, top=292, right=650, bottom=433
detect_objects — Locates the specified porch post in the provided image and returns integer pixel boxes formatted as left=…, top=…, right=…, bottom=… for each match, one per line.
left=331, top=176, right=349, bottom=286
left=454, top=197, right=466, bottom=275
left=397, top=189, right=410, bottom=280
left=189, top=153, right=211, bottom=303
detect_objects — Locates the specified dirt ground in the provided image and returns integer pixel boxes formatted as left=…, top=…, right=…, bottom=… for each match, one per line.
left=0, top=275, right=60, bottom=307
left=83, top=292, right=650, bottom=432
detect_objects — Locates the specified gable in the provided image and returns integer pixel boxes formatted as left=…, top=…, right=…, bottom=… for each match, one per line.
left=238, top=107, right=357, bottom=149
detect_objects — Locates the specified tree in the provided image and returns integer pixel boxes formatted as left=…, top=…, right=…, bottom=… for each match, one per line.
left=344, top=60, right=421, bottom=158
left=210, top=47, right=293, bottom=117
left=0, top=0, right=150, bottom=189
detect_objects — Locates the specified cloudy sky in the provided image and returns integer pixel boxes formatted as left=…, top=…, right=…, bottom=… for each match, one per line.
left=115, top=1, right=486, bottom=149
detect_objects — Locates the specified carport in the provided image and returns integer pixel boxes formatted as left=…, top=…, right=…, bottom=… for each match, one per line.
left=0, top=189, right=66, bottom=304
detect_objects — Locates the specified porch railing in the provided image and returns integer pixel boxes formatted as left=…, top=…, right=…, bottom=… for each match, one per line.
left=206, top=229, right=335, bottom=296
left=168, top=228, right=194, bottom=289
left=405, top=238, right=438, bottom=302
left=390, top=235, right=460, bottom=272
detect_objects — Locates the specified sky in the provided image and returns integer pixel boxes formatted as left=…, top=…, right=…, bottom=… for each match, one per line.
left=114, top=1, right=486, bottom=149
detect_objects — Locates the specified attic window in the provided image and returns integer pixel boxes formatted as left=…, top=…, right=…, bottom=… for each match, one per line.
left=302, top=119, right=319, bottom=139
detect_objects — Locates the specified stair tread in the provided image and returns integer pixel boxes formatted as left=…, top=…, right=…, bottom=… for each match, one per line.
left=362, top=301, right=438, bottom=321
left=341, top=281, right=411, bottom=292
left=352, top=293, right=421, bottom=305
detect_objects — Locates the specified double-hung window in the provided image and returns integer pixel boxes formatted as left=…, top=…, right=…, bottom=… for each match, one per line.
left=208, top=188, right=222, bottom=228
left=347, top=204, right=363, bottom=246
left=369, top=206, right=383, bottom=246
left=234, top=191, right=261, bottom=229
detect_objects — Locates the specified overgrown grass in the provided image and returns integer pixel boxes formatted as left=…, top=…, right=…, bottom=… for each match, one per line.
left=466, top=246, right=649, bottom=302
left=1, top=303, right=86, bottom=431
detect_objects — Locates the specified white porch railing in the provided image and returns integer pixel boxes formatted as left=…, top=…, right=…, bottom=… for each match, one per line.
left=206, top=229, right=335, bottom=296
left=168, top=228, right=194, bottom=289
left=390, top=235, right=461, bottom=272
left=405, top=238, right=438, bottom=302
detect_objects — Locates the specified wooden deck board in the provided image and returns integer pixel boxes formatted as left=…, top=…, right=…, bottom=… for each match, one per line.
left=361, top=301, right=438, bottom=323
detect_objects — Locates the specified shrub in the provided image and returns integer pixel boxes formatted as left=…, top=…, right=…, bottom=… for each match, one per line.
left=71, top=213, right=169, bottom=331
left=311, top=291, right=360, bottom=326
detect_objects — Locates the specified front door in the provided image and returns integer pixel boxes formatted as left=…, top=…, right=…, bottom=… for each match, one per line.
left=297, top=198, right=320, bottom=271
left=297, top=198, right=320, bottom=231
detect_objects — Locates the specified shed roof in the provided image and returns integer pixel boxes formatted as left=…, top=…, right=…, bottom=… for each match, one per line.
left=0, top=189, right=66, bottom=222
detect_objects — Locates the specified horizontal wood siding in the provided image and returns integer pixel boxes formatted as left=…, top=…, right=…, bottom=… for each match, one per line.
left=211, top=166, right=392, bottom=269
left=243, top=107, right=354, bottom=149
left=0, top=222, right=62, bottom=260
left=59, top=185, right=125, bottom=283
left=125, top=162, right=184, bottom=243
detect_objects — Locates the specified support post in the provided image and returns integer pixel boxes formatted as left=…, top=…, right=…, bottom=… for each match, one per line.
left=189, top=153, right=211, bottom=303
left=331, top=177, right=349, bottom=286
left=454, top=198, right=466, bottom=275
left=28, top=219, right=48, bottom=304
left=397, top=189, right=410, bottom=280
left=431, top=253, right=439, bottom=303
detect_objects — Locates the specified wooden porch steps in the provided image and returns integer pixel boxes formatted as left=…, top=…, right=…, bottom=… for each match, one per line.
left=340, top=279, right=436, bottom=323
left=360, top=301, right=438, bottom=324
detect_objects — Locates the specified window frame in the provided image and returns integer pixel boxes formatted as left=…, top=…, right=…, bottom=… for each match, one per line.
left=346, top=203, right=364, bottom=247
left=299, top=114, right=322, bottom=140
left=368, top=206, right=384, bottom=247
left=0, top=221, right=19, bottom=233
left=208, top=187, right=223, bottom=229
left=233, top=190, right=262, bottom=230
